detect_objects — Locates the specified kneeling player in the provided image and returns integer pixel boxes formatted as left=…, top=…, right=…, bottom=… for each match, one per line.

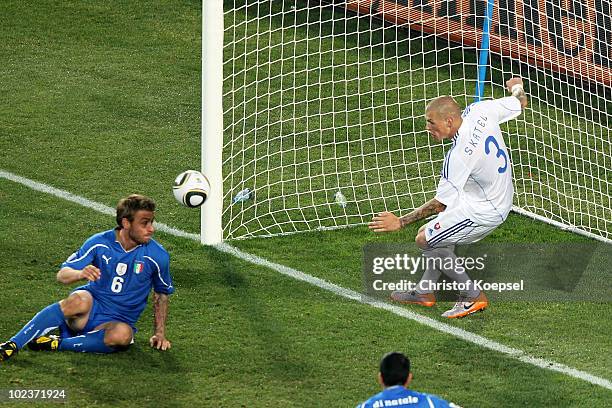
left=369, top=78, right=528, bottom=318
left=1, top=194, right=173, bottom=361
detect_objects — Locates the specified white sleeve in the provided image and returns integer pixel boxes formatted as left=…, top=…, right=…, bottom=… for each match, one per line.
left=435, top=148, right=472, bottom=206
left=485, top=96, right=523, bottom=124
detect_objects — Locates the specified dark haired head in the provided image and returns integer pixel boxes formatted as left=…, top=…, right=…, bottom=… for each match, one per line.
left=116, top=194, right=156, bottom=228
left=379, top=352, right=411, bottom=387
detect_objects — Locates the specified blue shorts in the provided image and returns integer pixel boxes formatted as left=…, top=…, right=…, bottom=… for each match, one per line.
left=59, top=290, right=137, bottom=338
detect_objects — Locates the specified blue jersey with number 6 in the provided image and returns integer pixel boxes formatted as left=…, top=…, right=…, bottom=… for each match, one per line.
left=436, top=96, right=523, bottom=226
left=61, top=229, right=174, bottom=326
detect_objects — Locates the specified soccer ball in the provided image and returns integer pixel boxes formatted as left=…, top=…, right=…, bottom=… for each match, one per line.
left=172, top=170, right=211, bottom=208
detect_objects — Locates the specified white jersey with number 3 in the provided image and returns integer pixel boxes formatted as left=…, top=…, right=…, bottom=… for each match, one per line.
left=435, top=96, right=522, bottom=226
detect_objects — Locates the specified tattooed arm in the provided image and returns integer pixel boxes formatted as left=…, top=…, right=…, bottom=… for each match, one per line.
left=149, top=292, right=171, bottom=351
left=368, top=198, right=446, bottom=232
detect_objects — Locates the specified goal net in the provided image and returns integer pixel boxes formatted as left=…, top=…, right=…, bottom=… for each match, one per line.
left=217, top=0, right=611, bottom=242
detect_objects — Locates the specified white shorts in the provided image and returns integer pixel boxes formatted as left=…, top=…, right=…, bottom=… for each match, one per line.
left=424, top=205, right=500, bottom=248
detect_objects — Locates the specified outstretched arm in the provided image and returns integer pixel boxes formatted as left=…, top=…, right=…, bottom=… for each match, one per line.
left=56, top=265, right=100, bottom=284
left=369, top=198, right=446, bottom=233
left=150, top=292, right=171, bottom=351
left=506, top=77, right=528, bottom=109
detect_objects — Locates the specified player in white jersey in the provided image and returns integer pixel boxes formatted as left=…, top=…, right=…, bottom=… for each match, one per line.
left=369, top=78, right=528, bottom=318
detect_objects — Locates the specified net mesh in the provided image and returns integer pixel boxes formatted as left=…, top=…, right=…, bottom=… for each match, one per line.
left=221, top=0, right=611, bottom=241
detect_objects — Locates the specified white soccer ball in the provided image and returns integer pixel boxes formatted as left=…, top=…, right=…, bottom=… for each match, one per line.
left=172, top=170, right=211, bottom=208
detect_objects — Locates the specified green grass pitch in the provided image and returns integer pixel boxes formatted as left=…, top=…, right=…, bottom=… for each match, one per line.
left=0, top=1, right=610, bottom=407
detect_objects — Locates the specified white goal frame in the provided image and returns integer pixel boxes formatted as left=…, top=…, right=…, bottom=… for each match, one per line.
left=201, top=0, right=224, bottom=245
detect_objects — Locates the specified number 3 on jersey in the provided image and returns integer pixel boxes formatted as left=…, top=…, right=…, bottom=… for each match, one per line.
left=111, top=276, right=124, bottom=293
left=484, top=135, right=508, bottom=174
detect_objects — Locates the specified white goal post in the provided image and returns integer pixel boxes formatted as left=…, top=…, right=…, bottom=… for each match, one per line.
left=202, top=0, right=224, bottom=245
left=202, top=0, right=611, bottom=244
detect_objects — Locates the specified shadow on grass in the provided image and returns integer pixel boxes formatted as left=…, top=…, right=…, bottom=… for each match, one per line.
left=214, top=252, right=313, bottom=382
left=1, top=338, right=189, bottom=407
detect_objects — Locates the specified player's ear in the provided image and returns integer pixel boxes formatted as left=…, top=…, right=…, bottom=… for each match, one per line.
left=446, top=116, right=454, bottom=129
left=404, top=372, right=413, bottom=387
left=121, top=217, right=131, bottom=229
left=377, top=372, right=384, bottom=387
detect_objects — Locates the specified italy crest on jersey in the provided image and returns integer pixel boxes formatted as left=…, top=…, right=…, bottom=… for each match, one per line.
left=134, top=261, right=145, bottom=274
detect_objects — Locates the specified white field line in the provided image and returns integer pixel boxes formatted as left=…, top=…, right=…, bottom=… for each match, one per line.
left=1, top=169, right=611, bottom=391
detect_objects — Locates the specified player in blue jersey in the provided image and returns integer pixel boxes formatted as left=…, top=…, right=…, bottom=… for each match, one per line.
left=357, top=352, right=460, bottom=408
left=0, top=194, right=174, bottom=361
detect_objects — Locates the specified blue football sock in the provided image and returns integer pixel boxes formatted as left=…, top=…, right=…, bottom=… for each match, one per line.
left=10, top=303, right=65, bottom=349
left=58, top=329, right=115, bottom=353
